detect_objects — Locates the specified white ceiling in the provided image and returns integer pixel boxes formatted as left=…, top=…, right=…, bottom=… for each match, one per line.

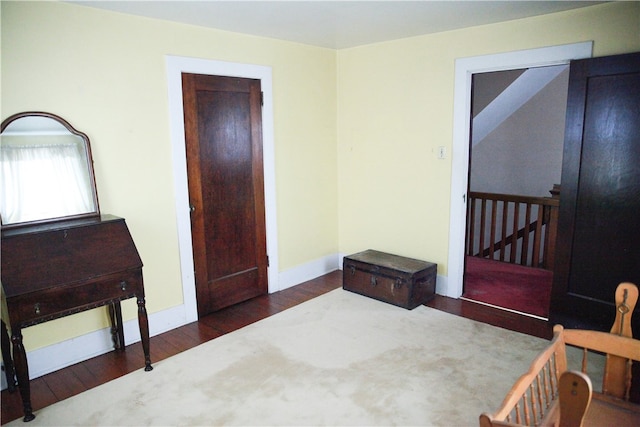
left=71, top=1, right=605, bottom=49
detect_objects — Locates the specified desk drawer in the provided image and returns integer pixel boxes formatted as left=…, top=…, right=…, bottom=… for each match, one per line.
left=8, top=272, right=142, bottom=327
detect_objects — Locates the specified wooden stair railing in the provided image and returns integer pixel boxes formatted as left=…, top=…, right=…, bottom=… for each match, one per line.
left=466, top=186, right=559, bottom=269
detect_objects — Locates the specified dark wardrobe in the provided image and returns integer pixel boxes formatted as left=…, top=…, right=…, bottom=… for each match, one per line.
left=550, top=52, right=640, bottom=333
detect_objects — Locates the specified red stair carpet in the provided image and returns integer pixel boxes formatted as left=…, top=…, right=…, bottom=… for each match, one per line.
left=462, top=256, right=553, bottom=318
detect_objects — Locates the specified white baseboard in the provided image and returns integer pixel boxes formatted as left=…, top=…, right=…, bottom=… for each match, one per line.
left=1, top=253, right=342, bottom=390
left=277, top=253, right=341, bottom=291
left=435, top=274, right=449, bottom=297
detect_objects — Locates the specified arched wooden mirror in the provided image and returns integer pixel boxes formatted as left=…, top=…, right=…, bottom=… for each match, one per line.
left=0, top=112, right=99, bottom=228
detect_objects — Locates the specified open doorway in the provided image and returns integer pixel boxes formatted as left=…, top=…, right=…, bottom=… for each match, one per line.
left=461, top=65, right=569, bottom=318
left=446, top=42, right=593, bottom=305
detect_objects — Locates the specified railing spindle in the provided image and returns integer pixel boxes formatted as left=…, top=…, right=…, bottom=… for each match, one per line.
left=510, top=203, right=520, bottom=263
left=479, top=198, right=487, bottom=257
left=467, top=197, right=476, bottom=256
left=544, top=203, right=559, bottom=270
left=500, top=200, right=508, bottom=262
left=490, top=200, right=497, bottom=259
left=532, top=203, right=544, bottom=268
left=521, top=203, right=532, bottom=265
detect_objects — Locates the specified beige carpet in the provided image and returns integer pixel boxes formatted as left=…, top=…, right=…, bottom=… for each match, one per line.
left=8, top=289, right=553, bottom=426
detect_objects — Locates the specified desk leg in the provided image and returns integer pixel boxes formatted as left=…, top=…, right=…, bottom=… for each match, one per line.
left=107, top=302, right=125, bottom=351
left=137, top=296, right=153, bottom=372
left=1, top=320, right=17, bottom=392
left=11, top=328, right=35, bottom=422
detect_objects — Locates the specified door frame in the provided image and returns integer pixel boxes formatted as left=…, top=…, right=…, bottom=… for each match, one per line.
left=166, top=56, right=278, bottom=322
left=446, top=42, right=592, bottom=299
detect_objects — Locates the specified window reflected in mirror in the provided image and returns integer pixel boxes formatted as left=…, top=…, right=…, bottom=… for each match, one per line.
left=1, top=112, right=99, bottom=228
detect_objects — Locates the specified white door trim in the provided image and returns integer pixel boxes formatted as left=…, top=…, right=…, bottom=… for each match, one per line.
left=446, top=42, right=592, bottom=299
left=165, top=56, right=279, bottom=322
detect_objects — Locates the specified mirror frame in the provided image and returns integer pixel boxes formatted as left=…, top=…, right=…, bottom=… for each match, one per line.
left=0, top=111, right=100, bottom=229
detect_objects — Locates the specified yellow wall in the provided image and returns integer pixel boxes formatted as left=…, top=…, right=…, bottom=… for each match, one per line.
left=337, top=1, right=640, bottom=271
left=1, top=1, right=338, bottom=348
left=1, top=1, right=639, bottom=352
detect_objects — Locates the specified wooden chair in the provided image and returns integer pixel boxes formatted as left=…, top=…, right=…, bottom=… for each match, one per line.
left=558, top=371, right=592, bottom=427
left=480, top=282, right=640, bottom=427
left=606, top=282, right=638, bottom=399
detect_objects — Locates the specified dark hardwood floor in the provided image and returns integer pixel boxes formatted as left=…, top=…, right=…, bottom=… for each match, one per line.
left=1, top=270, right=551, bottom=424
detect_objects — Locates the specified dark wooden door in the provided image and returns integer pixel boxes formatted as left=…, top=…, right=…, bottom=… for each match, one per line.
left=182, top=73, right=268, bottom=316
left=550, top=52, right=640, bottom=332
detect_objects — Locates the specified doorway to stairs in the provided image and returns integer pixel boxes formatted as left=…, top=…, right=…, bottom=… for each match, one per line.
left=446, top=42, right=593, bottom=308
left=461, top=65, right=568, bottom=319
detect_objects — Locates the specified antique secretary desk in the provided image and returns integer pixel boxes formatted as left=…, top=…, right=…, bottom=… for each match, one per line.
left=0, top=112, right=152, bottom=422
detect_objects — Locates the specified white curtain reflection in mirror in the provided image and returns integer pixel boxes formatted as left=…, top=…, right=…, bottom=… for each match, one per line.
left=0, top=137, right=93, bottom=224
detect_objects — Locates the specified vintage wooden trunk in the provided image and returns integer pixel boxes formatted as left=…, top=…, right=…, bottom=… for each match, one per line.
left=342, top=250, right=437, bottom=309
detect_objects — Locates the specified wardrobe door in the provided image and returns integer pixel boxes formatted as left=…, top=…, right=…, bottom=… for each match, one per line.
left=550, top=52, right=640, bottom=332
